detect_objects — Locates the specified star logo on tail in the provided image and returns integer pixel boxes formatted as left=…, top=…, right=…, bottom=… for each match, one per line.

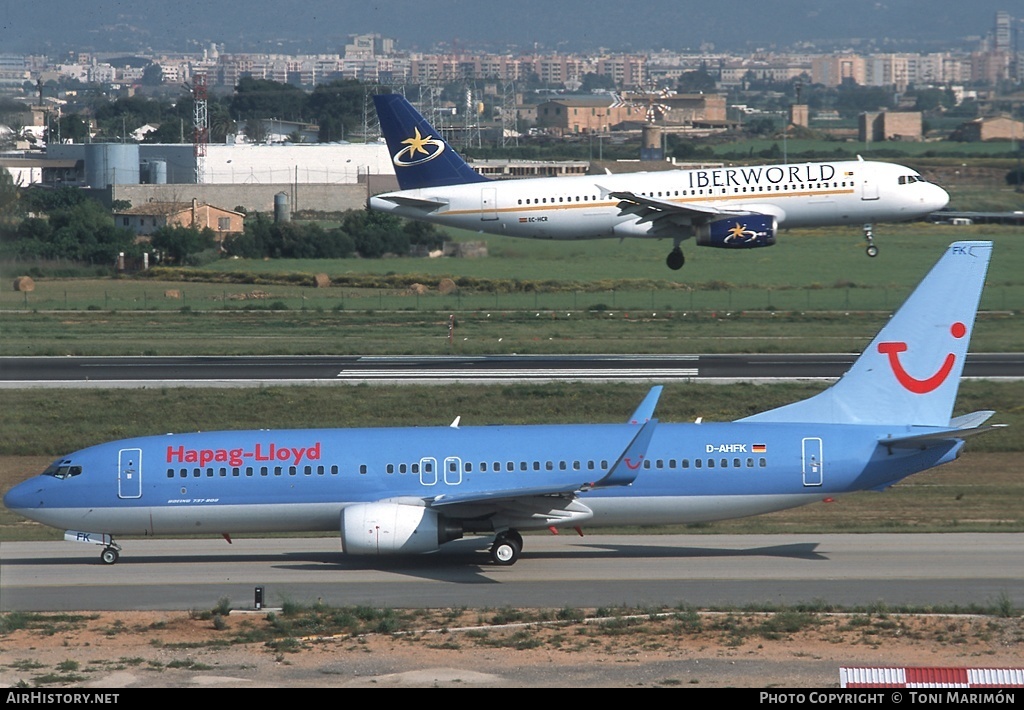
left=392, top=127, right=446, bottom=167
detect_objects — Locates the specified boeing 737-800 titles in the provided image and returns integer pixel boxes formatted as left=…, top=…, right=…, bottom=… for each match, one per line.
left=368, top=94, right=950, bottom=270
left=3, top=242, right=999, bottom=566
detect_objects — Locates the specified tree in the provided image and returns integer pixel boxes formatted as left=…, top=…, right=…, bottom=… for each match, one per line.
left=1, top=196, right=138, bottom=264
left=0, top=167, right=18, bottom=219
left=230, top=77, right=306, bottom=122
left=305, top=80, right=365, bottom=143
left=677, top=65, right=717, bottom=93
left=150, top=225, right=216, bottom=265
left=745, top=116, right=778, bottom=136
left=142, top=63, right=164, bottom=86
left=340, top=210, right=409, bottom=258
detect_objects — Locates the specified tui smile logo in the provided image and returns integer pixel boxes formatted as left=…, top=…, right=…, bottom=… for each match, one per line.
left=392, top=127, right=446, bottom=167
left=877, top=322, right=966, bottom=394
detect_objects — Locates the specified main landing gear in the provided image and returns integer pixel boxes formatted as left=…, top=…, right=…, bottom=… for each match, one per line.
left=100, top=540, right=122, bottom=565
left=490, top=529, right=523, bottom=565
left=864, top=223, right=879, bottom=258
left=666, top=246, right=685, bottom=270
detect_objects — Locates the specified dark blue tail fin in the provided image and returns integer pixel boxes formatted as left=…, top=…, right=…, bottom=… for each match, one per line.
left=373, top=94, right=490, bottom=190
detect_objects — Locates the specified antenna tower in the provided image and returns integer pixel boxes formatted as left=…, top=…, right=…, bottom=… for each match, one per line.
left=500, top=81, right=519, bottom=148
left=192, top=72, right=209, bottom=184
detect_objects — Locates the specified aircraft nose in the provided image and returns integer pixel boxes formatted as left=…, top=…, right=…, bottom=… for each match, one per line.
left=3, top=479, right=42, bottom=512
left=929, top=184, right=950, bottom=212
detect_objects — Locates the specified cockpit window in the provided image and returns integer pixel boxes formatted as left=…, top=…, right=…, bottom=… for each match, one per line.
left=42, top=460, right=82, bottom=479
left=898, top=175, right=928, bottom=185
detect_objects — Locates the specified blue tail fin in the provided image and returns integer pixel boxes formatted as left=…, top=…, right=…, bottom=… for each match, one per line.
left=373, top=94, right=490, bottom=190
left=741, top=241, right=992, bottom=426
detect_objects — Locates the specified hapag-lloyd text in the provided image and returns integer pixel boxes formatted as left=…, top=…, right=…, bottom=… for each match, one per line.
left=166, top=443, right=322, bottom=468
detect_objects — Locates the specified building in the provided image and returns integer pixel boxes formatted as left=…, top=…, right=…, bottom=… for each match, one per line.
left=114, top=199, right=244, bottom=240
left=534, top=93, right=726, bottom=135
left=949, top=115, right=1024, bottom=142
left=859, top=111, right=923, bottom=142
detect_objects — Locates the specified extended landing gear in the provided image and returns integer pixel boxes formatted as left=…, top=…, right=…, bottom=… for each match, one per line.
left=666, top=247, right=685, bottom=271
left=490, top=529, right=523, bottom=566
left=863, top=224, right=879, bottom=257
left=100, top=547, right=119, bottom=565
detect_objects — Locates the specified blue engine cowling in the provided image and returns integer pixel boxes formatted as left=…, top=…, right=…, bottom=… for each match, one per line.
left=696, top=215, right=777, bottom=248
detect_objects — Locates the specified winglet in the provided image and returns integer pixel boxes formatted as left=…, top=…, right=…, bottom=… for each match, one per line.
left=628, top=386, right=663, bottom=424
left=595, top=418, right=657, bottom=488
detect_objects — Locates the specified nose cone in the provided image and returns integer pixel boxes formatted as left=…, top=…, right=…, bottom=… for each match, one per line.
left=927, top=183, right=950, bottom=213
left=3, top=478, right=41, bottom=513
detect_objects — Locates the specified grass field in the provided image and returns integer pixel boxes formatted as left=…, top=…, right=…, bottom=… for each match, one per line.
left=2, top=227, right=1023, bottom=355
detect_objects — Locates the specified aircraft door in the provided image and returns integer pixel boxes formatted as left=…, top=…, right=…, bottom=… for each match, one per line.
left=861, top=177, right=879, bottom=201
left=419, top=457, right=437, bottom=486
left=118, top=448, right=143, bottom=499
left=480, top=188, right=498, bottom=221
left=443, top=457, right=463, bottom=486
left=802, top=438, right=823, bottom=487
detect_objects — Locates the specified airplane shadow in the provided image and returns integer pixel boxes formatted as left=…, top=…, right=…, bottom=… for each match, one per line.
left=2, top=540, right=827, bottom=586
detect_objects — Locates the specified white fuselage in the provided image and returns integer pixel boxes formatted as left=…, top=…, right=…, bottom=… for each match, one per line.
left=369, top=159, right=949, bottom=241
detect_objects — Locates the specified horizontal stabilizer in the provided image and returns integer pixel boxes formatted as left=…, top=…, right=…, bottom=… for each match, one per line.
left=879, top=423, right=1007, bottom=450
left=374, top=194, right=448, bottom=211
left=949, top=410, right=996, bottom=429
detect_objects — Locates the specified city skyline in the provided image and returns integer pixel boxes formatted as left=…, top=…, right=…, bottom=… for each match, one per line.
left=0, top=1, right=1018, bottom=56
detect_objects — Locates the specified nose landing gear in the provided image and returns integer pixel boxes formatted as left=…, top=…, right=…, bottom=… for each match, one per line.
left=864, top=224, right=879, bottom=257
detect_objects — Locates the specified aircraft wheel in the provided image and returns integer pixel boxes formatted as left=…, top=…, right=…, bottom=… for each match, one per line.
left=100, top=548, right=119, bottom=565
left=666, top=249, right=685, bottom=271
left=866, top=245, right=879, bottom=258
left=490, top=537, right=521, bottom=566
left=506, top=529, right=523, bottom=550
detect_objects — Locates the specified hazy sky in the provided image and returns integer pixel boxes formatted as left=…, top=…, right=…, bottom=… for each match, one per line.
left=0, top=0, right=1015, bottom=55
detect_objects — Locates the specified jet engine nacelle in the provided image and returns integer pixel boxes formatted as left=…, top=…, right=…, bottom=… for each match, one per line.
left=697, top=215, right=777, bottom=249
left=340, top=501, right=462, bottom=555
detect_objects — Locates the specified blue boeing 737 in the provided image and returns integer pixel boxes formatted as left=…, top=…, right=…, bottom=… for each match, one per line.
left=3, top=242, right=999, bottom=565
left=368, top=94, right=950, bottom=270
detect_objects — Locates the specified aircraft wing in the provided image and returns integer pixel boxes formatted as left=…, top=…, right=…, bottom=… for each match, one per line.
left=609, top=190, right=723, bottom=226
left=430, top=418, right=658, bottom=510
left=607, top=191, right=786, bottom=233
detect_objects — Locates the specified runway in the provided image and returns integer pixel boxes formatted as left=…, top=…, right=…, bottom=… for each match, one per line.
left=2, top=352, right=1022, bottom=387
left=2, top=534, right=1021, bottom=612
